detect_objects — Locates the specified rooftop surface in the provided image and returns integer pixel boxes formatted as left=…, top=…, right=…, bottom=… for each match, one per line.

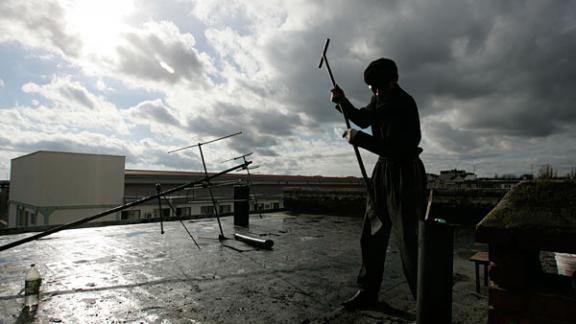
left=0, top=213, right=488, bottom=323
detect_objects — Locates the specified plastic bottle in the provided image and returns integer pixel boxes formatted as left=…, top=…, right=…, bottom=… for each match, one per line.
left=24, top=264, right=42, bottom=308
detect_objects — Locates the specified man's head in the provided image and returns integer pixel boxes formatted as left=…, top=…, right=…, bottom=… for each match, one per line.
left=364, top=58, right=398, bottom=96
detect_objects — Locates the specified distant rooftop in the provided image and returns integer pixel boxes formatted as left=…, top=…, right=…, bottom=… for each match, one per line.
left=125, top=169, right=364, bottom=183
left=11, top=150, right=125, bottom=161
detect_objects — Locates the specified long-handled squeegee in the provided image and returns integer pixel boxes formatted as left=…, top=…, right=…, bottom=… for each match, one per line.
left=318, top=38, right=372, bottom=194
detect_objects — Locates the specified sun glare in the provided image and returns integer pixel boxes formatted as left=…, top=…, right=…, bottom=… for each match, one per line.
left=67, top=0, right=135, bottom=58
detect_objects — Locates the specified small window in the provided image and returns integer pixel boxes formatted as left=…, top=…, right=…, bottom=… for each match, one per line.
left=23, top=210, right=29, bottom=226
left=121, top=210, right=141, bottom=221
left=16, top=207, right=25, bottom=226
left=200, top=206, right=214, bottom=215
left=219, top=205, right=231, bottom=213
left=176, top=207, right=191, bottom=217
left=30, top=212, right=37, bottom=225
left=273, top=203, right=280, bottom=209
left=154, top=208, right=170, bottom=218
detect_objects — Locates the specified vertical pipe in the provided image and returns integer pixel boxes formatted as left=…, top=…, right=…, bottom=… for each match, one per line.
left=234, top=185, right=249, bottom=227
left=417, top=220, right=454, bottom=324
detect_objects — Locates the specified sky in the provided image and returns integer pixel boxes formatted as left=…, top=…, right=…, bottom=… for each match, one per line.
left=1, top=0, right=575, bottom=179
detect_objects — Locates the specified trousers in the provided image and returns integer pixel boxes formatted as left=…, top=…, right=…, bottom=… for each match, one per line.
left=357, top=156, right=426, bottom=299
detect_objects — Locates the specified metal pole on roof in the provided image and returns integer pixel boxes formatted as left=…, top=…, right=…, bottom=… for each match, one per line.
left=160, top=193, right=201, bottom=249
left=168, top=131, right=242, bottom=240
left=198, top=143, right=225, bottom=240
left=167, top=132, right=242, bottom=154
left=155, top=184, right=165, bottom=235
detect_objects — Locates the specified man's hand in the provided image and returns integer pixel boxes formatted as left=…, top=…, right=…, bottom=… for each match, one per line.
left=342, top=128, right=358, bottom=144
left=330, top=85, right=345, bottom=104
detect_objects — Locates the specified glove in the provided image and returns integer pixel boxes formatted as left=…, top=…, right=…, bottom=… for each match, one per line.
left=342, top=128, right=358, bottom=144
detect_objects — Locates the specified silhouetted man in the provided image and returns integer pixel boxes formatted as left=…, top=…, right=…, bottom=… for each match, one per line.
left=330, top=58, right=426, bottom=309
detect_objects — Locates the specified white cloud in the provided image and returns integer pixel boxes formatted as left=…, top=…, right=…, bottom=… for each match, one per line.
left=1, top=0, right=576, bottom=178
left=96, top=79, right=114, bottom=92
left=23, top=76, right=98, bottom=110
left=13, top=76, right=128, bottom=136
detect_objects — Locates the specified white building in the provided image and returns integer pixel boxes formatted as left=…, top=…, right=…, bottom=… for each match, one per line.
left=8, top=151, right=125, bottom=227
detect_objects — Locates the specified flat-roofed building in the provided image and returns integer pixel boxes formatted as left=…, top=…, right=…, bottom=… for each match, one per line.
left=8, top=151, right=125, bottom=227
left=121, top=170, right=363, bottom=221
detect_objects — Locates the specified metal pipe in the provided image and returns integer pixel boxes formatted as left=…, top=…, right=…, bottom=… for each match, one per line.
left=416, top=220, right=454, bottom=324
left=233, top=233, right=273, bottom=250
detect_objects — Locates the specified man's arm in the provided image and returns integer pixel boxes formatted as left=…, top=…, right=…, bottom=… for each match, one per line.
left=343, top=129, right=387, bottom=156
left=331, top=87, right=381, bottom=128
left=343, top=129, right=423, bottom=158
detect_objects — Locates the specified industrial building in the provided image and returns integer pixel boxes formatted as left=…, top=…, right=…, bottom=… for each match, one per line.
left=7, top=151, right=363, bottom=228
left=8, top=151, right=125, bottom=227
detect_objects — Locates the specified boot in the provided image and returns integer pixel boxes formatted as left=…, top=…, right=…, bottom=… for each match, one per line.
left=341, top=289, right=379, bottom=310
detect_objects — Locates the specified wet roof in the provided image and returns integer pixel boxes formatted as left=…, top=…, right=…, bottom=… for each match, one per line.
left=0, top=212, right=487, bottom=323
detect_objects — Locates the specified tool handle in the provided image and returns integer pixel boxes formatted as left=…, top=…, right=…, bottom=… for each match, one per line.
left=320, top=39, right=337, bottom=87
left=155, top=184, right=165, bottom=234
left=319, top=38, right=372, bottom=198
left=352, top=142, right=370, bottom=188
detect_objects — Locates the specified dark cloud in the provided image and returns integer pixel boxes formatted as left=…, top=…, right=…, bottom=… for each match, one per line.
left=186, top=114, right=279, bottom=157
left=383, top=1, right=576, bottom=139
left=137, top=147, right=202, bottom=171
left=226, top=131, right=279, bottom=157
left=130, top=100, right=181, bottom=126
left=250, top=110, right=302, bottom=136
left=186, top=115, right=239, bottom=138
left=427, top=122, right=482, bottom=153
left=0, top=136, right=11, bottom=147
left=256, top=0, right=576, bottom=157
left=185, top=101, right=301, bottom=155
left=60, top=84, right=96, bottom=109
left=116, top=22, right=210, bottom=86
left=262, top=31, right=344, bottom=124
left=0, top=1, right=82, bottom=57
